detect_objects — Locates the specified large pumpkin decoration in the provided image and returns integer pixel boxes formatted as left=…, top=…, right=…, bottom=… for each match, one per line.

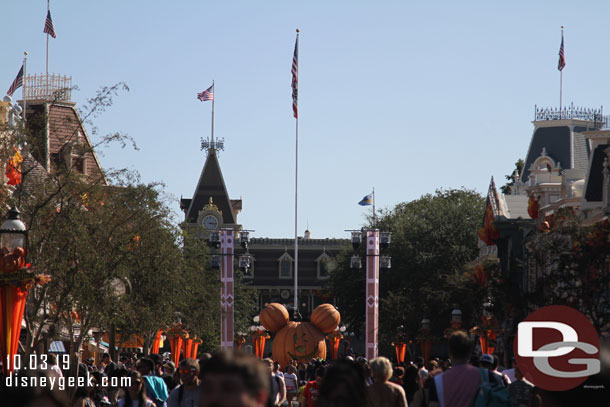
left=260, top=303, right=340, bottom=368
left=310, top=303, right=341, bottom=334
left=259, top=303, right=290, bottom=332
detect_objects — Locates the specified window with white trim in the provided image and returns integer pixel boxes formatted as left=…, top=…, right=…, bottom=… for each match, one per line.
left=278, top=252, right=294, bottom=279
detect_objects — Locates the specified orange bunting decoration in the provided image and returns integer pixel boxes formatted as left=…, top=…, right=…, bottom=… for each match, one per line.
left=527, top=195, right=539, bottom=219
left=5, top=148, right=23, bottom=186
left=478, top=203, right=499, bottom=245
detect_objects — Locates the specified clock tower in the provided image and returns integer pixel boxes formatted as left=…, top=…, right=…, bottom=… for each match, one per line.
left=180, top=139, right=241, bottom=236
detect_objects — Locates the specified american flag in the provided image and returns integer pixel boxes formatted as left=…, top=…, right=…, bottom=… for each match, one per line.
left=558, top=34, right=566, bottom=71
left=197, top=84, right=214, bottom=102
left=7, top=65, right=24, bottom=97
left=44, top=10, right=56, bottom=38
left=292, top=33, right=299, bottom=119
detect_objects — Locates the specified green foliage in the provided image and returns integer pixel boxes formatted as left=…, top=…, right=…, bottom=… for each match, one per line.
left=527, top=209, right=610, bottom=333
left=500, top=159, right=524, bottom=195
left=328, top=188, right=486, bottom=356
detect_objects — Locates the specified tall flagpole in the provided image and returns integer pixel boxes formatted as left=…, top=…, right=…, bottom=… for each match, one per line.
left=559, top=26, right=564, bottom=119
left=46, top=0, right=50, bottom=96
left=292, top=29, right=300, bottom=319
left=372, top=187, right=376, bottom=227
left=211, top=80, right=215, bottom=144
left=23, top=52, right=28, bottom=123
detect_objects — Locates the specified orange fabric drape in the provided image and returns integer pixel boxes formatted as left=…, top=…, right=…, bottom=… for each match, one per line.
left=183, top=338, right=194, bottom=359
left=151, top=330, right=162, bottom=355
left=479, top=331, right=497, bottom=355
left=394, top=342, right=406, bottom=364
left=420, top=340, right=432, bottom=366
left=252, top=336, right=266, bottom=358
left=0, top=285, right=27, bottom=374
left=327, top=336, right=341, bottom=360
left=169, top=336, right=183, bottom=366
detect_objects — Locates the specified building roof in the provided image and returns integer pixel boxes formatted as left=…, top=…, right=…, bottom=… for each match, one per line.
left=584, top=143, right=609, bottom=202
left=184, top=149, right=237, bottom=225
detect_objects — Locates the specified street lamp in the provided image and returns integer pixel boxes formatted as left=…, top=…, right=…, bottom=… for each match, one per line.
left=0, top=207, right=50, bottom=375
left=0, top=206, right=27, bottom=253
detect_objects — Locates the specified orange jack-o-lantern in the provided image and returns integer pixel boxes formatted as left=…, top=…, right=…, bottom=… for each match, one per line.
left=260, top=303, right=340, bottom=368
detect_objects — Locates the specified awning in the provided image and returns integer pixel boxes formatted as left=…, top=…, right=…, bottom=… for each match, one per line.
left=49, top=341, right=66, bottom=353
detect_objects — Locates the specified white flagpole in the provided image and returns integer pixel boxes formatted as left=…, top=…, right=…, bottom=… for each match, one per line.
left=559, top=26, right=564, bottom=119
left=372, top=187, right=376, bottom=227
left=23, top=52, right=28, bottom=123
left=293, top=29, right=300, bottom=319
left=46, top=0, right=50, bottom=97
left=211, top=81, right=215, bottom=144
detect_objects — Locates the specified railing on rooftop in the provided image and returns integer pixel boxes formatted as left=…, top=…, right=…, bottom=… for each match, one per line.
left=23, top=74, right=72, bottom=102
left=534, top=104, right=610, bottom=128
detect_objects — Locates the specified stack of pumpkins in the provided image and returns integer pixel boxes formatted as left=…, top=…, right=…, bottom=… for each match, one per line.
left=259, top=303, right=340, bottom=368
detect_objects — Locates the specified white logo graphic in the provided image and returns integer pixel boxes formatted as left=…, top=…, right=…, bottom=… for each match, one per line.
left=517, top=321, right=600, bottom=378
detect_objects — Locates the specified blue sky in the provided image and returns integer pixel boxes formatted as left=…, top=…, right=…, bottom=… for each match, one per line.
left=3, top=1, right=610, bottom=238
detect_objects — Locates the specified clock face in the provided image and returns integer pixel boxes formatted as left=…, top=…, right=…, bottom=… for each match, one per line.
left=202, top=215, right=219, bottom=230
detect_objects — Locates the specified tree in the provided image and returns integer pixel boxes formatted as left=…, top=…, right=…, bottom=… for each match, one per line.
left=328, top=188, right=486, bottom=356
left=527, top=208, right=610, bottom=334
left=500, top=159, right=524, bottom=195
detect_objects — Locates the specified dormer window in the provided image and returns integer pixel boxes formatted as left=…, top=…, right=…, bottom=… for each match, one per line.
left=277, top=252, right=294, bottom=279
left=316, top=252, right=336, bottom=279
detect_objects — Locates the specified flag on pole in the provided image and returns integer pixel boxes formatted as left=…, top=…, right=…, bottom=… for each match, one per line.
left=7, top=65, right=24, bottom=97
left=197, top=84, right=214, bottom=101
left=558, top=33, right=566, bottom=71
left=44, top=10, right=56, bottom=38
left=358, top=193, right=373, bottom=206
left=291, top=32, right=299, bottom=119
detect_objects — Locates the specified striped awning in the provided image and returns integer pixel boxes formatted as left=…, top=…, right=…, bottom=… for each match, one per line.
left=49, top=341, right=66, bottom=353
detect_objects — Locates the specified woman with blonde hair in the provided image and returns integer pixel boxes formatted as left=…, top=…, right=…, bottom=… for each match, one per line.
left=366, top=357, right=408, bottom=407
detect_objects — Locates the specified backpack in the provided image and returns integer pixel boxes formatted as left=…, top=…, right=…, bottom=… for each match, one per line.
left=473, top=368, right=512, bottom=407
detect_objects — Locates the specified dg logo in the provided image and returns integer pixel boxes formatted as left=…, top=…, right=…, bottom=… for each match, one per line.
left=514, top=305, right=600, bottom=391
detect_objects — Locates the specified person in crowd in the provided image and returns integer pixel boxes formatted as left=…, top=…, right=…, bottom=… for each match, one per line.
left=48, top=353, right=63, bottom=379
left=411, top=370, right=439, bottom=407
left=389, top=366, right=405, bottom=386
left=283, top=365, right=299, bottom=407
left=108, top=367, right=129, bottom=407
left=428, top=330, right=481, bottom=407
left=149, top=354, right=165, bottom=377
left=264, top=358, right=286, bottom=406
left=317, top=360, right=366, bottom=407
left=302, top=366, right=325, bottom=407
left=479, top=354, right=510, bottom=386
left=101, top=353, right=117, bottom=375
left=136, top=358, right=169, bottom=407
left=161, top=361, right=178, bottom=392
left=508, top=366, right=534, bottom=407
left=502, top=357, right=517, bottom=383
left=118, top=370, right=154, bottom=407
left=199, top=350, right=270, bottom=407
left=365, top=357, right=407, bottom=407
left=403, top=363, right=420, bottom=404
left=167, top=358, right=200, bottom=407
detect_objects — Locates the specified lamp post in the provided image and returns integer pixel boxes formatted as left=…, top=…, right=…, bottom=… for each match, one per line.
left=0, top=207, right=50, bottom=375
left=347, top=229, right=391, bottom=360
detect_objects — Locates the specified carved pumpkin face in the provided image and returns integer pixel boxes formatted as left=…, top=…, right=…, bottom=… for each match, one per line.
left=273, top=321, right=326, bottom=368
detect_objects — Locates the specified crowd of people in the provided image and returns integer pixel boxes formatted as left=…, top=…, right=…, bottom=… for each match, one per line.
left=2, top=331, right=571, bottom=407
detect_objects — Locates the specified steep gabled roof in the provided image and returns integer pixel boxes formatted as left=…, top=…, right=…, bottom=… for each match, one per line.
left=185, top=149, right=236, bottom=225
